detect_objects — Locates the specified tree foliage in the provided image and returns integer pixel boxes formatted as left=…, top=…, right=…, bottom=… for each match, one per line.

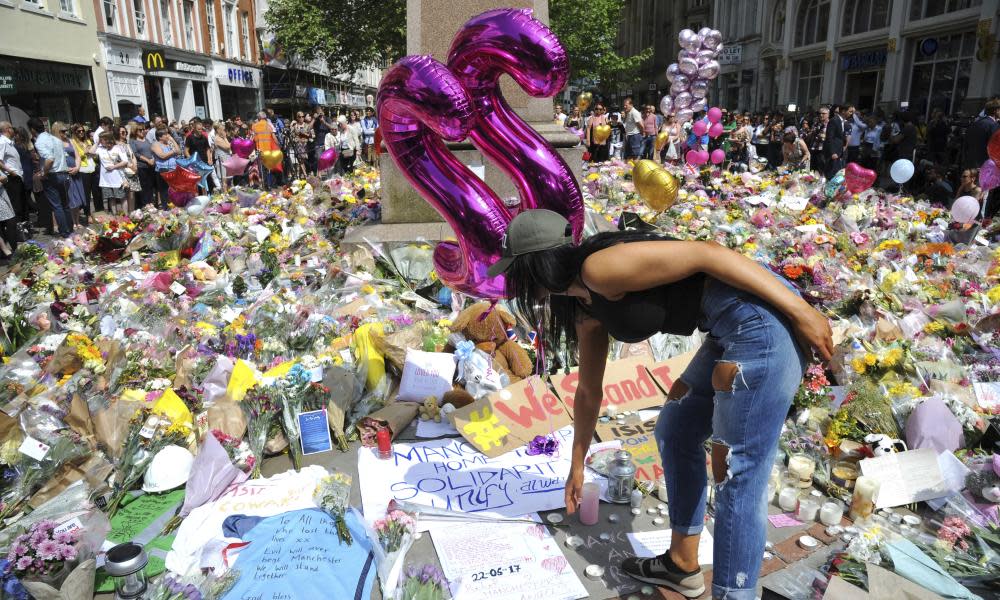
left=550, top=0, right=652, bottom=94
left=265, top=0, right=405, bottom=76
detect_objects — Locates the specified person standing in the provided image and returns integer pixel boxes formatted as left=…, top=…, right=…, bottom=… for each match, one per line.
left=964, top=99, right=1000, bottom=169
left=116, top=125, right=141, bottom=212
left=68, top=124, right=96, bottom=220
left=0, top=121, right=26, bottom=228
left=845, top=108, right=864, bottom=165
left=212, top=123, right=233, bottom=194
left=0, top=174, right=15, bottom=261
left=145, top=115, right=164, bottom=143
left=641, top=105, right=658, bottom=160
left=622, top=97, right=643, bottom=160
left=823, top=105, right=847, bottom=178
left=131, top=123, right=157, bottom=209
left=54, top=123, right=85, bottom=228
left=311, top=108, right=334, bottom=175
left=890, top=112, right=918, bottom=165
left=554, top=104, right=567, bottom=126
left=132, top=106, right=148, bottom=125
left=96, top=132, right=128, bottom=215
left=565, top=106, right=582, bottom=130
left=607, top=113, right=626, bottom=160
left=28, top=118, right=73, bottom=238
left=361, top=108, right=379, bottom=166
left=335, top=119, right=359, bottom=174
left=662, top=115, right=681, bottom=164
left=151, top=128, right=180, bottom=209
left=290, top=112, right=313, bottom=179
left=781, top=126, right=811, bottom=171
left=348, top=110, right=364, bottom=165
left=926, top=110, right=950, bottom=166
left=585, top=103, right=609, bottom=163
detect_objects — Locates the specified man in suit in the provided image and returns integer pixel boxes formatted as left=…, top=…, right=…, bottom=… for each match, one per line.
left=823, top=104, right=848, bottom=178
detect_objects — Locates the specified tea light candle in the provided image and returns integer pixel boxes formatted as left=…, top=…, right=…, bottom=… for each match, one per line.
left=605, top=405, right=619, bottom=419
left=657, top=479, right=669, bottom=502
left=579, top=482, right=600, bottom=526
left=797, top=498, right=820, bottom=522
left=902, top=515, right=922, bottom=528
left=819, top=501, right=845, bottom=526
left=778, top=486, right=800, bottom=512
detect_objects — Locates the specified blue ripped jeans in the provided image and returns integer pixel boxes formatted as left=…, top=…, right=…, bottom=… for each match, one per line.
left=655, top=277, right=805, bottom=599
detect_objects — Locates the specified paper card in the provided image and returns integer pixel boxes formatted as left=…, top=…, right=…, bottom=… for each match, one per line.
left=170, top=281, right=187, bottom=296
left=219, top=306, right=242, bottom=323
left=778, top=195, right=809, bottom=211
left=973, top=381, right=1000, bottom=411
left=298, top=409, right=332, bottom=455
left=768, top=513, right=803, bottom=528
left=627, top=529, right=714, bottom=566
left=54, top=516, right=84, bottom=536
left=132, top=251, right=140, bottom=264
left=309, top=366, right=323, bottom=383
left=415, top=417, right=459, bottom=439
left=593, top=414, right=662, bottom=482
left=433, top=520, right=587, bottom=600
left=860, top=449, right=948, bottom=508
left=18, top=435, right=50, bottom=461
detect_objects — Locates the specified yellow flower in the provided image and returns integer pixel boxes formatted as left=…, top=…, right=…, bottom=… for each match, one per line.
left=923, top=321, right=945, bottom=334
left=987, top=286, right=1000, bottom=305
left=864, top=353, right=877, bottom=366
left=877, top=239, right=903, bottom=252
left=879, top=348, right=903, bottom=367
left=883, top=271, right=903, bottom=290
left=851, top=357, right=867, bottom=374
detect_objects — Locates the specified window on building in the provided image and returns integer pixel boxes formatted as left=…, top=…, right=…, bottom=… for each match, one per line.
left=102, top=0, right=116, bottom=30
left=240, top=12, right=250, bottom=60
left=908, top=32, right=975, bottom=118
left=909, top=0, right=981, bottom=21
left=22, top=0, right=42, bottom=7
left=183, top=0, right=195, bottom=49
left=134, top=0, right=147, bottom=38
left=794, top=57, right=825, bottom=107
left=59, top=0, right=76, bottom=15
left=842, top=0, right=890, bottom=36
left=794, top=0, right=830, bottom=47
left=160, top=0, right=173, bottom=45
left=224, top=1, right=237, bottom=58
left=206, top=0, right=217, bottom=54
left=771, top=2, right=785, bottom=43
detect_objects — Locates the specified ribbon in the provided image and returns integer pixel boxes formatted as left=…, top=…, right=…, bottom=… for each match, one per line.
left=526, top=434, right=559, bottom=457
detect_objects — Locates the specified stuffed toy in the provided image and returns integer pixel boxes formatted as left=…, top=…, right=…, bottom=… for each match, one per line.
left=450, top=302, right=533, bottom=382
left=864, top=433, right=907, bottom=457
left=966, top=455, right=1000, bottom=505
left=419, top=396, right=442, bottom=422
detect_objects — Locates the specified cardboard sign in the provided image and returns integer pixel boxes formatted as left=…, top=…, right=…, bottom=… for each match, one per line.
left=593, top=416, right=662, bottom=482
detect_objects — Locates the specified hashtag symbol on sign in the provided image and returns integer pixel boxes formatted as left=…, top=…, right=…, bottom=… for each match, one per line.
left=462, top=406, right=511, bottom=451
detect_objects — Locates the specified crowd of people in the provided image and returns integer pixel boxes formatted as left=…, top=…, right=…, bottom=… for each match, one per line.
left=560, top=95, right=1000, bottom=221
left=0, top=105, right=380, bottom=263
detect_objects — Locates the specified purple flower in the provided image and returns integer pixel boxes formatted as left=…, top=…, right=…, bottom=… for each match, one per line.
left=35, top=540, right=59, bottom=561
left=14, top=557, right=31, bottom=572
left=60, top=545, right=77, bottom=562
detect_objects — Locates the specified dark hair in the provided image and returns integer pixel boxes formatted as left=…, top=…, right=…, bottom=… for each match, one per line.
left=100, top=117, right=114, bottom=127
left=26, top=118, right=45, bottom=134
left=504, top=229, right=668, bottom=361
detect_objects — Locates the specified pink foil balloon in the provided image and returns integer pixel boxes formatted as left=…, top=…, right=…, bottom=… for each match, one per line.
left=231, top=137, right=254, bottom=159
left=659, top=95, right=673, bottom=116
left=378, top=55, right=510, bottom=298
left=692, top=120, right=708, bottom=136
left=447, top=8, right=583, bottom=240
left=317, top=147, right=339, bottom=171
left=223, top=154, right=249, bottom=176
left=844, top=162, right=877, bottom=193
left=167, top=189, right=194, bottom=206
left=708, top=122, right=724, bottom=138
left=710, top=149, right=725, bottom=164
left=707, top=107, right=723, bottom=123
left=952, top=195, right=979, bottom=223
left=980, top=159, right=1000, bottom=192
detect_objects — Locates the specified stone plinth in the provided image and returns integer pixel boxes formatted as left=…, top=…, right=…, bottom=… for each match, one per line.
left=377, top=0, right=582, bottom=228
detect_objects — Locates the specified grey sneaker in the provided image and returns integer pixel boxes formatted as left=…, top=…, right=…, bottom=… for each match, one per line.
left=621, top=552, right=705, bottom=598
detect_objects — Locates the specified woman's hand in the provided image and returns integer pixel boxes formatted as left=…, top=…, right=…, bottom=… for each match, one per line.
left=791, top=303, right=834, bottom=362
left=564, top=460, right=584, bottom=515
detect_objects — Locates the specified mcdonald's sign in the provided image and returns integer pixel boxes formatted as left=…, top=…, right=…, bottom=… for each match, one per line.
left=143, top=50, right=166, bottom=72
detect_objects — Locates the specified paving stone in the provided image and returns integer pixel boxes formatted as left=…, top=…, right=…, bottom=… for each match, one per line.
left=759, top=554, right=788, bottom=578
left=772, top=534, right=825, bottom=563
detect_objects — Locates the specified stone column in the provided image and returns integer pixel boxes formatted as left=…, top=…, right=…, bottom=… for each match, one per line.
left=377, top=0, right=582, bottom=226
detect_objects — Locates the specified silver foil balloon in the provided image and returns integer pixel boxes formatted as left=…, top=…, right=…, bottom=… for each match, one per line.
left=678, top=49, right=697, bottom=62
left=690, top=78, right=709, bottom=98
left=659, top=95, right=673, bottom=116
left=690, top=97, right=707, bottom=113
left=698, top=59, right=721, bottom=80
left=666, top=63, right=680, bottom=82
left=696, top=49, right=716, bottom=65
left=670, top=80, right=689, bottom=96
left=703, top=29, right=724, bottom=50
left=674, top=91, right=693, bottom=109
left=672, top=73, right=691, bottom=89
left=678, top=28, right=700, bottom=51
left=678, top=57, right=698, bottom=75
left=676, top=108, right=694, bottom=123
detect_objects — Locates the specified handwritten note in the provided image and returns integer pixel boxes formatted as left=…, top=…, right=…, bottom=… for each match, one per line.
left=358, top=426, right=606, bottom=531
left=860, top=449, right=948, bottom=509
left=627, top=529, right=714, bottom=566
left=95, top=491, right=184, bottom=592
left=432, top=520, right=587, bottom=600
left=768, top=513, right=804, bottom=528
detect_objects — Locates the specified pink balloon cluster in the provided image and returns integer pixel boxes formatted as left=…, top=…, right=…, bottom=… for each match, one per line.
left=660, top=27, right=724, bottom=123
left=684, top=107, right=726, bottom=167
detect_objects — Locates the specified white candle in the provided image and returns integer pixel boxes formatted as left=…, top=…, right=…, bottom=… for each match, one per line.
left=797, top=498, right=820, bottom=522
left=778, top=487, right=800, bottom=512
left=819, top=501, right=845, bottom=526
left=788, top=454, right=816, bottom=481
left=850, top=476, right=879, bottom=520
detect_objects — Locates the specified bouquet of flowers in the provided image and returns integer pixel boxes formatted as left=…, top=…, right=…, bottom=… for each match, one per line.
left=276, top=364, right=313, bottom=470
left=399, top=565, right=448, bottom=600
left=369, top=508, right=417, bottom=599
left=241, top=386, right=279, bottom=478
left=314, top=472, right=353, bottom=545
left=5, top=519, right=79, bottom=584
left=793, top=363, right=832, bottom=409
left=145, top=570, right=240, bottom=600
left=211, top=429, right=255, bottom=473
left=0, top=432, right=88, bottom=526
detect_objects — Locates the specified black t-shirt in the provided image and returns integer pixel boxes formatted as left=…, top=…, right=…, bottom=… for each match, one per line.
left=185, top=132, right=210, bottom=161
left=313, top=119, right=331, bottom=146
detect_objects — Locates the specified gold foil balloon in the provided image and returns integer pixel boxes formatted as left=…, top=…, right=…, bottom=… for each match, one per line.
left=592, top=124, right=611, bottom=144
left=260, top=149, right=284, bottom=171
left=632, top=159, right=679, bottom=212
left=576, top=91, right=592, bottom=111
left=654, top=131, right=670, bottom=152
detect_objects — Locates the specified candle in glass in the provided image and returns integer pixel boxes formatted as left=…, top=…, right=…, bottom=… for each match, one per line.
left=820, top=501, right=845, bottom=526
left=850, top=476, right=879, bottom=520
left=579, top=482, right=600, bottom=525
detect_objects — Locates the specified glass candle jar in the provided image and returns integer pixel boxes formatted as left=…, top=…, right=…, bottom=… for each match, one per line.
left=788, top=454, right=816, bottom=483
left=607, top=450, right=636, bottom=504
left=797, top=498, right=820, bottom=522
left=850, top=476, right=880, bottom=521
left=819, top=500, right=845, bottom=526
left=778, top=486, right=800, bottom=512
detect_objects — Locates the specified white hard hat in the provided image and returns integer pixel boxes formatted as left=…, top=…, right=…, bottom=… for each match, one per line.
left=142, top=445, right=195, bottom=493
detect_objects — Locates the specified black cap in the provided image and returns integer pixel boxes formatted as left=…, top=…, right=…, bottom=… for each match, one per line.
left=487, top=210, right=574, bottom=277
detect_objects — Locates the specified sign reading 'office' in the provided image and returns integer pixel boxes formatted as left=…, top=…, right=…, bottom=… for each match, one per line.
left=143, top=50, right=207, bottom=75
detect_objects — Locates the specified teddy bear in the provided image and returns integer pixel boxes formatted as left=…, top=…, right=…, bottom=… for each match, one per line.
left=450, top=302, right=533, bottom=383
left=419, top=396, right=442, bottom=422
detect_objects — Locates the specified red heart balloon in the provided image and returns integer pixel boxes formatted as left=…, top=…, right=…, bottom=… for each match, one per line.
left=161, top=166, right=201, bottom=194
left=843, top=162, right=876, bottom=194
left=988, top=128, right=1000, bottom=165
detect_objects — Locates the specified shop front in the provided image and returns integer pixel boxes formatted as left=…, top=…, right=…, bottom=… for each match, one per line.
left=143, top=49, right=212, bottom=122
left=213, top=61, right=262, bottom=120
left=103, top=42, right=148, bottom=120
left=0, top=56, right=98, bottom=127
left=838, top=47, right=887, bottom=112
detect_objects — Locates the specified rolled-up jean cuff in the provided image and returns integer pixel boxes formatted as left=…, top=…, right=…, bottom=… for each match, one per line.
left=712, top=584, right=757, bottom=600
left=669, top=521, right=704, bottom=536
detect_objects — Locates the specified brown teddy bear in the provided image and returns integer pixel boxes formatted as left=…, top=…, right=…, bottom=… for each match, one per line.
left=450, top=301, right=533, bottom=383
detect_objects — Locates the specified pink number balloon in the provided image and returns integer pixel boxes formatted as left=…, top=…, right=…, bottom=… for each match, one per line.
left=447, top=8, right=584, bottom=240
left=317, top=147, right=339, bottom=171
left=378, top=55, right=510, bottom=298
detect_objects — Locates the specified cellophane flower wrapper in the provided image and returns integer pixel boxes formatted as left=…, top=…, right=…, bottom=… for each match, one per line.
left=363, top=514, right=416, bottom=600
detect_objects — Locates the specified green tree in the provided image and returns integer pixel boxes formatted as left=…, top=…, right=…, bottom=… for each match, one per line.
left=265, top=0, right=405, bottom=76
left=550, top=0, right=652, bottom=95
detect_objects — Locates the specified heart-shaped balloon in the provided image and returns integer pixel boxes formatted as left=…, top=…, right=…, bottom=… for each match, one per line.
left=231, top=137, right=254, bottom=159
left=317, top=147, right=339, bottom=171
left=980, top=159, right=1000, bottom=192
left=576, top=91, right=592, bottom=111
left=988, top=128, right=1000, bottom=165
left=161, top=166, right=200, bottom=194
left=654, top=131, right=670, bottom=152
left=844, top=162, right=876, bottom=194
left=223, top=155, right=249, bottom=177
left=632, top=159, right=679, bottom=212
left=592, top=124, right=611, bottom=145
left=260, top=149, right=284, bottom=171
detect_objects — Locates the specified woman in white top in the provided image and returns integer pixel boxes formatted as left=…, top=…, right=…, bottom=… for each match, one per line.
left=212, top=123, right=233, bottom=193
left=97, top=132, right=129, bottom=214
left=116, top=125, right=140, bottom=213
left=335, top=121, right=359, bottom=174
